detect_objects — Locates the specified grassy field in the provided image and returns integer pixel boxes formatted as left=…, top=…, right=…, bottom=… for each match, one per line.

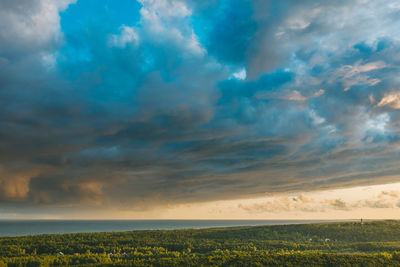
left=2, top=220, right=400, bottom=266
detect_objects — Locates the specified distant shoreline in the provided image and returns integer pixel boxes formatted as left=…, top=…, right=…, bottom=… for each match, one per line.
left=0, top=219, right=360, bottom=237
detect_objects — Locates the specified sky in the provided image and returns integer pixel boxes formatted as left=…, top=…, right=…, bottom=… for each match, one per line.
left=1, top=0, right=400, bottom=219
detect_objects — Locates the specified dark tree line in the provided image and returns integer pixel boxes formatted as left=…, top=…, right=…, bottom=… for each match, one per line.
left=2, top=220, right=400, bottom=266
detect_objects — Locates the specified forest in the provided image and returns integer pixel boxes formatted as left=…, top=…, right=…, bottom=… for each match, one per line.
left=2, top=220, right=400, bottom=266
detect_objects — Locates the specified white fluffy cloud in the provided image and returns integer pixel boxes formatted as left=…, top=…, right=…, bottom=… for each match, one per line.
left=137, top=0, right=205, bottom=56
left=0, top=0, right=75, bottom=56
left=109, top=25, right=139, bottom=48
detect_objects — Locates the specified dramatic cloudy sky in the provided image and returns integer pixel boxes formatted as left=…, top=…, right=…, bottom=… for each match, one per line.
left=2, top=0, right=400, bottom=219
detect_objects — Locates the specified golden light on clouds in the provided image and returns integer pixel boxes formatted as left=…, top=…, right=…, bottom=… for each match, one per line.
left=17, top=182, right=400, bottom=220
left=151, top=183, right=400, bottom=220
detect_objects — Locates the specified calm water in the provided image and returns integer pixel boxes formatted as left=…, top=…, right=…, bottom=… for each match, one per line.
left=0, top=220, right=347, bottom=237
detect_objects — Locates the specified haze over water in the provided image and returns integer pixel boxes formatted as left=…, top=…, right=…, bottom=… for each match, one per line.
left=0, top=220, right=349, bottom=237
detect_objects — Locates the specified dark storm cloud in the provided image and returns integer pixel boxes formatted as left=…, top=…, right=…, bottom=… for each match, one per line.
left=1, top=0, right=400, bottom=214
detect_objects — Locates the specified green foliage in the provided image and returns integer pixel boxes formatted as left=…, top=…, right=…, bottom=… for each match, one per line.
left=1, top=220, right=400, bottom=266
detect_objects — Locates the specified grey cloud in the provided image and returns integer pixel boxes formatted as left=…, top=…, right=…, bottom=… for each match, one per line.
left=2, top=0, right=400, bottom=215
left=0, top=0, right=74, bottom=56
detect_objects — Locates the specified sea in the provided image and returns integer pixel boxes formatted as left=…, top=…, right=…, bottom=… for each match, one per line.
left=0, top=220, right=351, bottom=237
